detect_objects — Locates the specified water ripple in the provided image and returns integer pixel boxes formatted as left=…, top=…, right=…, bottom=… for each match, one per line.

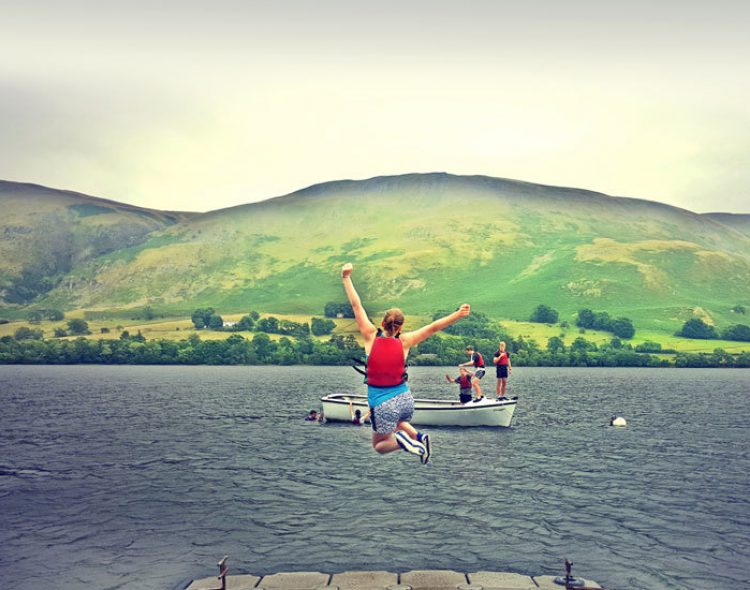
left=1, top=365, right=749, bottom=590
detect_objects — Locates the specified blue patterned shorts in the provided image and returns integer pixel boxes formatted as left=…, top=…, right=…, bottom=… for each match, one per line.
left=370, top=391, right=414, bottom=434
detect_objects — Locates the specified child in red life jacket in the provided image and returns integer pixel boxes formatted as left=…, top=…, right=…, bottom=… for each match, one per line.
left=459, top=345, right=486, bottom=399
left=493, top=341, right=512, bottom=398
left=348, top=399, right=369, bottom=425
left=341, top=262, right=471, bottom=464
left=445, top=367, right=475, bottom=404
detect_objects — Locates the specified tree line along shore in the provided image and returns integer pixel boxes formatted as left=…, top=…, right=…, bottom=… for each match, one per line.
left=1, top=304, right=749, bottom=368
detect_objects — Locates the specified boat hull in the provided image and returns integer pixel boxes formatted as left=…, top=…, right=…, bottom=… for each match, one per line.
left=320, top=393, right=517, bottom=427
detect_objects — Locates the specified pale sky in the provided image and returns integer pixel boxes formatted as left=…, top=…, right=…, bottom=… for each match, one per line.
left=1, top=0, right=749, bottom=213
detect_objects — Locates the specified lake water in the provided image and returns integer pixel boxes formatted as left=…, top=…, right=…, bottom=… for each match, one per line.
left=0, top=366, right=748, bottom=590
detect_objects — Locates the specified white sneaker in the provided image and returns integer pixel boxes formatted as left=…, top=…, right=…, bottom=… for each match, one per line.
left=395, top=431, right=426, bottom=458
left=417, top=432, right=431, bottom=464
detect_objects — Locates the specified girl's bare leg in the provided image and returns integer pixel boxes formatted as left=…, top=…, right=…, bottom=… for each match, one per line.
left=496, top=379, right=502, bottom=396
left=372, top=432, right=400, bottom=454
left=396, top=420, right=418, bottom=439
left=473, top=377, right=483, bottom=398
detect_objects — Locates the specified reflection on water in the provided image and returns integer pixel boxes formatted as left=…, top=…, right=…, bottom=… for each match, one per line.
left=1, top=365, right=749, bottom=590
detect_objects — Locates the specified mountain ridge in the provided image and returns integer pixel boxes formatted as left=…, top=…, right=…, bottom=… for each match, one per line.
left=0, top=179, right=197, bottom=218
left=0, top=180, right=195, bottom=303
left=1, top=173, right=748, bottom=337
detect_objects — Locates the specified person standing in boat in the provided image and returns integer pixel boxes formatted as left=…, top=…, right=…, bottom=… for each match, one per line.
left=493, top=341, right=512, bottom=398
left=459, top=345, right=485, bottom=399
left=341, top=262, right=471, bottom=463
left=445, top=367, right=475, bottom=404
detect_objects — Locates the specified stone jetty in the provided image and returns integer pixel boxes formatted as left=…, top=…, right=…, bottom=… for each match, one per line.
left=185, top=568, right=604, bottom=590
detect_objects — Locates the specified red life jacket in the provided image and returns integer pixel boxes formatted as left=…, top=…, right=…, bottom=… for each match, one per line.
left=497, top=351, right=510, bottom=366
left=473, top=352, right=485, bottom=367
left=367, top=334, right=406, bottom=387
left=458, top=374, right=473, bottom=389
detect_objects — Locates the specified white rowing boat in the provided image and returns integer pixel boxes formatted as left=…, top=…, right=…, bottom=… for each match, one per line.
left=320, top=393, right=518, bottom=427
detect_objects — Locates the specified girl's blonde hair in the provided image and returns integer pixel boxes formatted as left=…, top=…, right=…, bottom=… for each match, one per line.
left=382, top=308, right=405, bottom=335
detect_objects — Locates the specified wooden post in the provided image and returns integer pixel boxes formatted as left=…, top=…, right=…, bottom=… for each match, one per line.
left=217, top=556, right=228, bottom=590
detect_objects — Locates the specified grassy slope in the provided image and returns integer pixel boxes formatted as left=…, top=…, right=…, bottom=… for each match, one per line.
left=704, top=213, right=750, bottom=237
left=2, top=174, right=749, bottom=348
left=0, top=181, right=195, bottom=299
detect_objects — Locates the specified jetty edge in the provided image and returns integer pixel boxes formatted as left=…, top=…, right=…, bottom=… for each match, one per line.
left=184, top=568, right=603, bottom=590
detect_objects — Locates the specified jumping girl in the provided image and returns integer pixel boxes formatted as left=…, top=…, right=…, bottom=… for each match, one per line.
left=341, top=263, right=470, bottom=464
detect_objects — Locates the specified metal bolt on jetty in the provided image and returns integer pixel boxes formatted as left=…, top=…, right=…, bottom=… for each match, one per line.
left=184, top=557, right=605, bottom=590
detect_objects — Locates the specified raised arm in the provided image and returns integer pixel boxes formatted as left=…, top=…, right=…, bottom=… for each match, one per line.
left=401, top=304, right=471, bottom=349
left=341, top=263, right=377, bottom=348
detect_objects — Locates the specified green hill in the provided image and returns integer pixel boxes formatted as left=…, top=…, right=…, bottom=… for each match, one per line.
left=0, top=181, right=194, bottom=305
left=704, top=212, right=750, bottom=238
left=1, top=173, right=749, bottom=338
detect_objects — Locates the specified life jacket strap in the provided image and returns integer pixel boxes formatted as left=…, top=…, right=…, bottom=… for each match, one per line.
left=351, top=357, right=368, bottom=380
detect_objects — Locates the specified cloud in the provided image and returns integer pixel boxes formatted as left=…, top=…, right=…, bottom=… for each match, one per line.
left=1, top=0, right=749, bottom=212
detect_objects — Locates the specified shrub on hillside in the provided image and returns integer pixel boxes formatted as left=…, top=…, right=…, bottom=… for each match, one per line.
left=191, top=308, right=223, bottom=330
left=635, top=341, right=662, bottom=353
left=311, top=317, right=336, bottom=336
left=191, top=308, right=214, bottom=329
left=433, top=310, right=504, bottom=340
left=722, top=324, right=750, bottom=342
left=256, top=317, right=279, bottom=333
left=529, top=304, right=559, bottom=324
left=207, top=314, right=224, bottom=330
left=611, top=317, right=635, bottom=339
left=4, top=266, right=59, bottom=304
left=229, top=314, right=256, bottom=331
left=677, top=318, right=718, bottom=339
left=27, top=310, right=43, bottom=323
left=278, top=319, right=310, bottom=337
left=546, top=336, right=565, bottom=353
left=14, top=326, right=44, bottom=340
left=570, top=337, right=597, bottom=352
left=46, top=309, right=65, bottom=321
left=576, top=308, right=635, bottom=339
left=67, top=319, right=90, bottom=335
